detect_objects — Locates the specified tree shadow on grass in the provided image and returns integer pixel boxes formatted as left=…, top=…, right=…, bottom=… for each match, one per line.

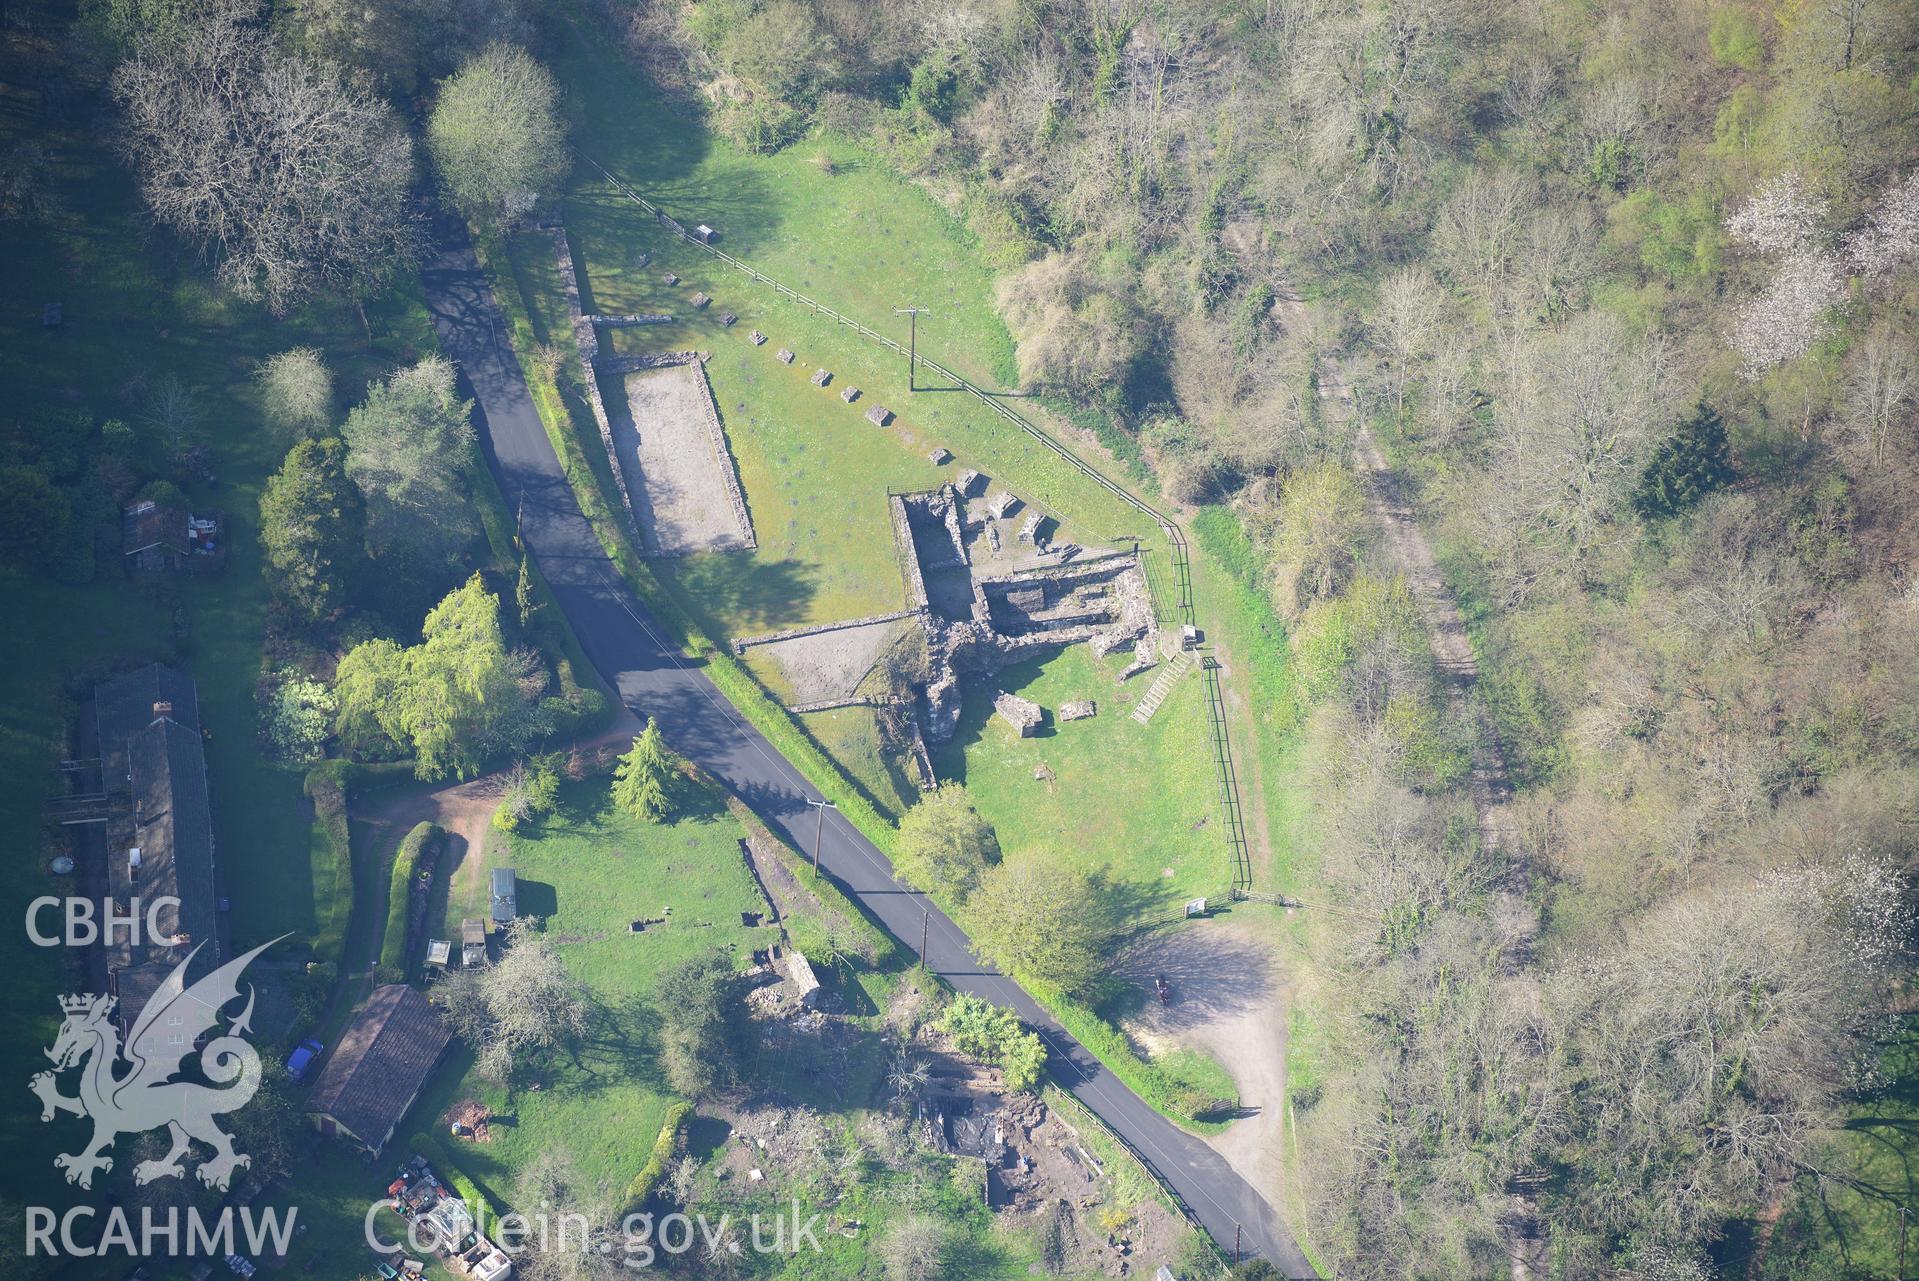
left=570, top=991, right=669, bottom=1096
left=671, top=551, right=818, bottom=637
left=1100, top=922, right=1278, bottom=1032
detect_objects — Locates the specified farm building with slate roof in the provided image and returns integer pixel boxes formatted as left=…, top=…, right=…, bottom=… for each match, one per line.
left=306, top=985, right=452, bottom=1157
left=89, top=664, right=224, bottom=1053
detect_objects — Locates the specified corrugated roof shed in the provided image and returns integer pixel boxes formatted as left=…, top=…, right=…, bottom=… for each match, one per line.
left=307, top=985, right=452, bottom=1155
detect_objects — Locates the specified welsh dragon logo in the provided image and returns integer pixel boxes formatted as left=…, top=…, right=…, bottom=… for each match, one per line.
left=30, top=937, right=283, bottom=1192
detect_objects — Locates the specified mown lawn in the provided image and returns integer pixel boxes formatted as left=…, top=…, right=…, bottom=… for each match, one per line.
left=933, top=645, right=1222, bottom=912
left=426, top=780, right=771, bottom=1198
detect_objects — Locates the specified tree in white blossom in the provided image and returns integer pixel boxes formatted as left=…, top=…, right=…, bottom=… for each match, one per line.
left=1722, top=173, right=1847, bottom=378
left=1725, top=249, right=1847, bottom=378
left=1845, top=170, right=1919, bottom=281
left=1725, top=172, right=1827, bottom=255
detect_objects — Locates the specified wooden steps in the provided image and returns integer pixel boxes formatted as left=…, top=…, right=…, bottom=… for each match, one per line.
left=1130, top=650, right=1192, bottom=724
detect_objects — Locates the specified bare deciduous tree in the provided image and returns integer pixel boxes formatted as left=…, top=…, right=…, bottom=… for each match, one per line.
left=1842, top=323, right=1917, bottom=461
left=1496, top=309, right=1670, bottom=562
left=441, top=918, right=590, bottom=1083
left=113, top=16, right=416, bottom=314
left=1371, top=266, right=1448, bottom=419
left=1549, top=854, right=1910, bottom=1251
left=879, top=1214, right=948, bottom=1281
left=510, top=1151, right=626, bottom=1281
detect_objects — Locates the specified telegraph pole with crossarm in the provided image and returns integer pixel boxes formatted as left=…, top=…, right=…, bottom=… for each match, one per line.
left=806, top=798, right=837, bottom=875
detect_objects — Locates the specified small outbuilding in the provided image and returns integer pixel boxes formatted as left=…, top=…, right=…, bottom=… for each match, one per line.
left=776, top=348, right=795, bottom=365
left=121, top=500, right=191, bottom=573
left=811, top=368, right=832, bottom=387
left=864, top=405, right=893, bottom=427
left=305, top=985, right=452, bottom=1158
left=840, top=386, right=860, bottom=402
left=693, top=224, right=717, bottom=243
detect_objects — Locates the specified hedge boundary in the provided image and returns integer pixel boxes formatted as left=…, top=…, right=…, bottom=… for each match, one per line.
left=409, top=1131, right=508, bottom=1223
left=621, top=1101, right=692, bottom=1215
left=380, top=822, right=444, bottom=978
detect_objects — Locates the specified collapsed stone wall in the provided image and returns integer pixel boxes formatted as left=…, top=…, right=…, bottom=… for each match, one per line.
left=887, top=486, right=1156, bottom=743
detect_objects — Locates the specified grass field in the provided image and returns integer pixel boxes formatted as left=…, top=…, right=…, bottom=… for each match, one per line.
left=933, top=645, right=1224, bottom=909
left=427, top=780, right=769, bottom=1197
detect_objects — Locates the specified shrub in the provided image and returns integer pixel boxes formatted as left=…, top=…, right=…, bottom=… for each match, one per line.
left=304, top=766, right=352, bottom=964
left=493, top=755, right=560, bottom=833
left=937, top=993, right=1047, bottom=1092
left=717, top=97, right=804, bottom=154
left=621, top=1102, right=692, bottom=1214
left=409, top=1132, right=506, bottom=1222
left=1708, top=7, right=1764, bottom=70
left=258, top=667, right=336, bottom=765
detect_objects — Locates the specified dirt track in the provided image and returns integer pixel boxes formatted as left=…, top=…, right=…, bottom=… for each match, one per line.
left=1316, top=325, right=1545, bottom=1280
left=1120, top=922, right=1292, bottom=1217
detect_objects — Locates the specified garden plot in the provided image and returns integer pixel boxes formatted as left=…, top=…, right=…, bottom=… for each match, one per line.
left=616, top=363, right=754, bottom=556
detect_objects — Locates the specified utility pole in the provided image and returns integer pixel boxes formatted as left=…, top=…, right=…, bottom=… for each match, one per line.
left=806, top=798, right=837, bottom=875
left=919, top=910, right=930, bottom=970
left=895, top=307, right=930, bottom=390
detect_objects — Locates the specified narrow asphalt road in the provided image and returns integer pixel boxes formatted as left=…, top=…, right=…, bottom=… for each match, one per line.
left=420, top=228, right=1313, bottom=1278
